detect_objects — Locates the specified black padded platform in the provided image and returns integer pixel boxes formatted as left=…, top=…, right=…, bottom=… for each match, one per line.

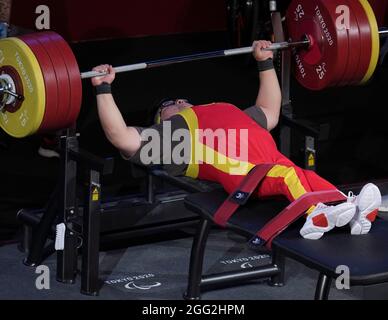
left=185, top=189, right=388, bottom=288
left=275, top=222, right=388, bottom=286
left=185, top=189, right=288, bottom=236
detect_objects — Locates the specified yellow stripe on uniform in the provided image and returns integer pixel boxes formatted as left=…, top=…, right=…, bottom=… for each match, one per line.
left=267, top=165, right=316, bottom=215
left=201, top=143, right=254, bottom=176
left=178, top=108, right=200, bottom=178
left=267, top=165, right=308, bottom=201
left=178, top=108, right=254, bottom=178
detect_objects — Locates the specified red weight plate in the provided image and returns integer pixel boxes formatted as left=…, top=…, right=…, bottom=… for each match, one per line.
left=18, top=34, right=59, bottom=132
left=35, top=31, right=72, bottom=128
left=286, top=0, right=349, bottom=90
left=344, top=0, right=372, bottom=84
left=47, top=32, right=82, bottom=128
left=336, top=0, right=361, bottom=86
left=32, top=32, right=72, bottom=131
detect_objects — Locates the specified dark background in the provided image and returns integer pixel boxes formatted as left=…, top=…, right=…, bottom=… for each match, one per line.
left=10, top=0, right=228, bottom=42
left=1, top=0, right=388, bottom=240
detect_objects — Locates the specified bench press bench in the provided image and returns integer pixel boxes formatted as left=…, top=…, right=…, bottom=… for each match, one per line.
left=184, top=188, right=388, bottom=300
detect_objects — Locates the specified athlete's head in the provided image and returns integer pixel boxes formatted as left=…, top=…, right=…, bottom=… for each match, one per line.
left=154, top=98, right=193, bottom=124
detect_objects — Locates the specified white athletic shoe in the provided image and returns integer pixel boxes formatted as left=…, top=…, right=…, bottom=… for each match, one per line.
left=300, top=202, right=356, bottom=240
left=38, top=135, right=60, bottom=158
left=348, top=183, right=382, bottom=235
left=38, top=146, right=60, bottom=158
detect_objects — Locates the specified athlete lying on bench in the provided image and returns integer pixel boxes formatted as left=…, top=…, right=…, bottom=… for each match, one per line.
left=91, top=40, right=381, bottom=240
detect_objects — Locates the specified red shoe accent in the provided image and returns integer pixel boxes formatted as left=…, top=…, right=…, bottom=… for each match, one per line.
left=366, top=209, right=378, bottom=222
left=312, top=213, right=329, bottom=228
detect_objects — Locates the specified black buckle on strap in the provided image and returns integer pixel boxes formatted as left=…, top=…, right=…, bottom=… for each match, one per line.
left=231, top=191, right=250, bottom=205
left=248, top=236, right=266, bottom=248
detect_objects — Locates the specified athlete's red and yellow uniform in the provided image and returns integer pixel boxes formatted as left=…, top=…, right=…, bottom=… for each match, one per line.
left=179, top=103, right=337, bottom=203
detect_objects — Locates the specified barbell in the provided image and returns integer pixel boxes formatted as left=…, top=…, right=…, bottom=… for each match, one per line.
left=0, top=0, right=386, bottom=138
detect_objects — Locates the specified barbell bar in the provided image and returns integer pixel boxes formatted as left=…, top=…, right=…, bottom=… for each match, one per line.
left=80, top=38, right=311, bottom=79
left=79, top=30, right=387, bottom=80
left=0, top=0, right=387, bottom=138
left=0, top=36, right=312, bottom=104
left=0, top=87, right=23, bottom=101
left=0, top=77, right=23, bottom=108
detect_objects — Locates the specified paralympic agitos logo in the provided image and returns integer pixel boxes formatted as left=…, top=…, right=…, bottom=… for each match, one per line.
left=219, top=255, right=271, bottom=269
left=124, top=281, right=162, bottom=290
left=105, top=274, right=162, bottom=291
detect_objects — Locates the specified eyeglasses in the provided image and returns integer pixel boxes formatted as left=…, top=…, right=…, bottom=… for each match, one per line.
left=159, top=99, right=189, bottom=117
left=161, top=99, right=189, bottom=109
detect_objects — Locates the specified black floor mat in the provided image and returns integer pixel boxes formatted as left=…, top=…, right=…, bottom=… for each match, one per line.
left=0, top=229, right=373, bottom=300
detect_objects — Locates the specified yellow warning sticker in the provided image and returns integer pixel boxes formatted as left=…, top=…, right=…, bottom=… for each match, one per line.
left=308, top=154, right=315, bottom=167
left=92, top=187, right=99, bottom=201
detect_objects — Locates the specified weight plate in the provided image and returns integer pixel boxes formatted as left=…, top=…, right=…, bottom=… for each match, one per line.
left=19, top=34, right=60, bottom=133
left=358, top=0, right=380, bottom=84
left=336, top=0, right=361, bottom=86
left=286, top=0, right=349, bottom=90
left=0, top=37, right=46, bottom=138
left=47, top=32, right=82, bottom=128
left=32, top=32, right=72, bottom=132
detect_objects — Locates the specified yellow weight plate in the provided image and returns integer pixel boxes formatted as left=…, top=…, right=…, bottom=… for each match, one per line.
left=359, top=0, right=380, bottom=84
left=0, top=37, right=46, bottom=138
